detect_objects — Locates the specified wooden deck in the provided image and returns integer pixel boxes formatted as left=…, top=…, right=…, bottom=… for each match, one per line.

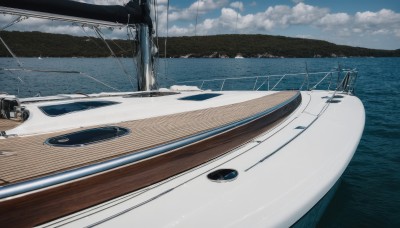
left=0, top=118, right=22, bottom=132
left=0, top=91, right=296, bottom=186
left=0, top=91, right=302, bottom=227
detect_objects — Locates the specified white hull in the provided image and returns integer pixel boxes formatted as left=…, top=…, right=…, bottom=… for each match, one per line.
left=15, top=89, right=364, bottom=227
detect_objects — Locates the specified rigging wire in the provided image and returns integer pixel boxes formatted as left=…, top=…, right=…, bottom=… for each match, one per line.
left=163, top=0, right=170, bottom=86
left=235, top=10, right=239, bottom=34
left=4, top=69, right=25, bottom=84
left=79, top=72, right=121, bottom=92
left=0, top=16, right=27, bottom=93
left=194, top=0, right=201, bottom=36
left=93, top=27, right=136, bottom=91
left=128, top=26, right=141, bottom=90
left=0, top=16, right=26, bottom=68
left=82, top=25, right=130, bottom=57
left=0, top=36, right=23, bottom=68
left=164, top=0, right=170, bottom=60
left=80, top=26, right=106, bottom=50
left=0, top=13, right=127, bottom=94
left=0, top=16, right=26, bottom=32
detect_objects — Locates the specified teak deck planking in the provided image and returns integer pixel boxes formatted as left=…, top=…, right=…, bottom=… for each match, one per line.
left=0, top=118, right=21, bottom=132
left=0, top=91, right=296, bottom=185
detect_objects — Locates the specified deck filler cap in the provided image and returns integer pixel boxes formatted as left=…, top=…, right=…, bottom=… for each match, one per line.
left=207, top=169, right=238, bottom=182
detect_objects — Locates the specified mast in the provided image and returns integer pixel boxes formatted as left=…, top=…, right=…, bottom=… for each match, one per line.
left=137, top=23, right=157, bottom=91
left=137, top=0, right=157, bottom=91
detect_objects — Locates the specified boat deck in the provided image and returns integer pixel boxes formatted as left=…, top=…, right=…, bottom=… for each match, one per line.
left=0, top=119, right=22, bottom=132
left=0, top=91, right=297, bottom=186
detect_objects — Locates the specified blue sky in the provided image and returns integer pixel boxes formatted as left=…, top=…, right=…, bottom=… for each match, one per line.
left=1, top=0, right=399, bottom=50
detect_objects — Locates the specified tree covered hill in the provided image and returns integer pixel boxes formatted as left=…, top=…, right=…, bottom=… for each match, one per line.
left=0, top=31, right=399, bottom=58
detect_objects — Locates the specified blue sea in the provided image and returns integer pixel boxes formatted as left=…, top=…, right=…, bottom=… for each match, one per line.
left=1, top=57, right=399, bottom=227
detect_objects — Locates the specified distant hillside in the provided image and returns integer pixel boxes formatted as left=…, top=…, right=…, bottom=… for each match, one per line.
left=0, top=31, right=399, bottom=58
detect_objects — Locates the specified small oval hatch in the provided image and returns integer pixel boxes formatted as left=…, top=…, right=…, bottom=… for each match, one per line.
left=207, top=169, right=238, bottom=182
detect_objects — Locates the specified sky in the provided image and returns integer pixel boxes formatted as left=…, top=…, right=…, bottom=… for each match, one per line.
left=1, top=0, right=399, bottom=50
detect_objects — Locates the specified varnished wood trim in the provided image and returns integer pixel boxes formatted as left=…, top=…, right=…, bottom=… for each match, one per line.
left=0, top=93, right=301, bottom=227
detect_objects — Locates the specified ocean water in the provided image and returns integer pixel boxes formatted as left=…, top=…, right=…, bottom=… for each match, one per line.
left=1, top=57, right=399, bottom=227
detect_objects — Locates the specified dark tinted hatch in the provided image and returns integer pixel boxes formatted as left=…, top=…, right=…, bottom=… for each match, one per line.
left=45, top=126, right=130, bottom=147
left=179, top=93, right=222, bottom=101
left=124, top=91, right=179, bottom=98
left=39, top=100, right=119, bottom=116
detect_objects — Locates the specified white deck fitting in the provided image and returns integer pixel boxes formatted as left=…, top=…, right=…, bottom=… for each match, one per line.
left=40, top=90, right=365, bottom=228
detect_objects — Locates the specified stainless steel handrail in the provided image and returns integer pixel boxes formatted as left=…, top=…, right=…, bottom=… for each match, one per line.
left=176, top=69, right=358, bottom=93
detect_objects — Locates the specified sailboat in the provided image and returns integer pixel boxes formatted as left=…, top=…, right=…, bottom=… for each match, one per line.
left=0, top=0, right=365, bottom=227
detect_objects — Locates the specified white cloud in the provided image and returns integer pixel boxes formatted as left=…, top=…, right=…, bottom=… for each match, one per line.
left=230, top=2, right=244, bottom=12
left=169, top=2, right=400, bottom=44
left=0, top=14, right=15, bottom=24
left=347, top=9, right=400, bottom=38
left=290, top=3, right=328, bottom=24
left=355, top=9, right=400, bottom=25
left=306, top=9, right=400, bottom=40
left=394, top=29, right=400, bottom=38
left=1, top=1, right=400, bottom=49
left=176, top=2, right=330, bottom=35
left=168, top=24, right=194, bottom=36
left=169, top=0, right=229, bottom=21
left=317, top=13, right=351, bottom=27
left=40, top=25, right=83, bottom=35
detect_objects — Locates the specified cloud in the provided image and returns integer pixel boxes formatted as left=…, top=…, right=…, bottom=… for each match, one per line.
left=169, top=0, right=229, bottom=21
left=355, top=9, right=400, bottom=28
left=313, top=9, right=400, bottom=39
left=1, top=1, right=400, bottom=49
left=230, top=2, right=244, bottom=12
left=174, top=2, right=330, bottom=35
left=395, top=29, right=400, bottom=38
left=166, top=2, right=400, bottom=45
left=317, top=13, right=351, bottom=27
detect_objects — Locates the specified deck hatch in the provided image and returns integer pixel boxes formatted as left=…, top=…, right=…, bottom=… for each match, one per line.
left=45, top=126, right=130, bottom=147
left=179, top=93, right=222, bottom=101
left=124, top=92, right=179, bottom=98
left=39, top=100, right=119, bottom=116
